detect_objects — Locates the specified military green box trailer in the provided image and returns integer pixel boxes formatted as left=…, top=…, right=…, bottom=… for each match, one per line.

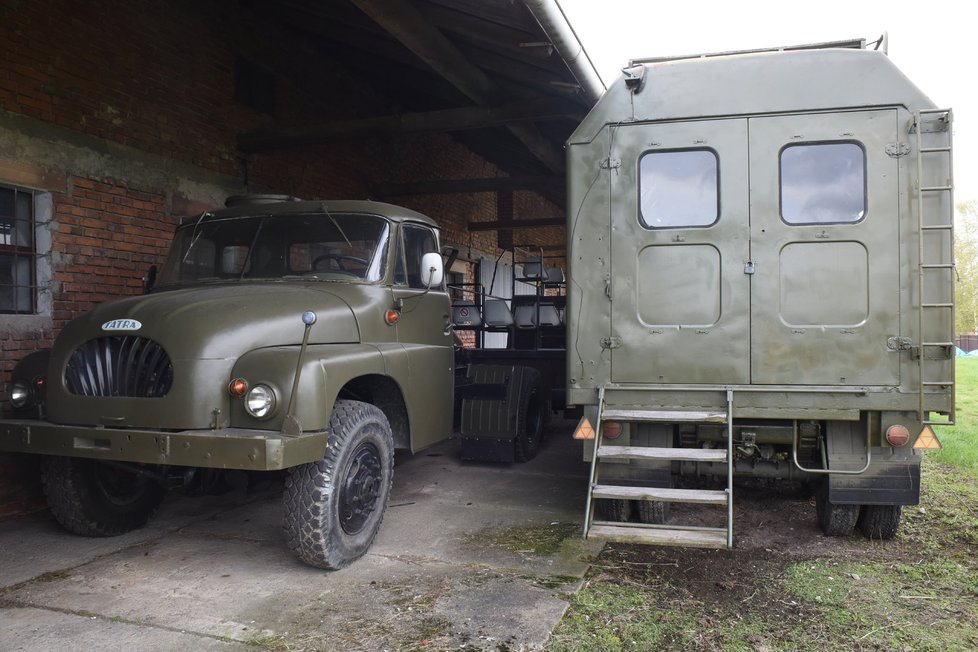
left=0, top=197, right=543, bottom=569
left=567, top=40, right=954, bottom=547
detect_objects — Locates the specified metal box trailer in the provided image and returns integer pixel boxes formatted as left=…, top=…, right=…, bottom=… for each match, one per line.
left=566, top=41, right=954, bottom=547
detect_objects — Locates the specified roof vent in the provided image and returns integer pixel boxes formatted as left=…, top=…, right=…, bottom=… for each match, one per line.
left=224, top=194, right=302, bottom=207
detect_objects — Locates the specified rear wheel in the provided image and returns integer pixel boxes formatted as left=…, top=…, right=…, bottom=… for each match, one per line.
left=636, top=499, right=670, bottom=524
left=815, top=486, right=860, bottom=536
left=514, top=368, right=545, bottom=462
left=284, top=399, right=394, bottom=569
left=594, top=498, right=632, bottom=522
left=41, top=456, right=165, bottom=536
left=858, top=504, right=902, bottom=540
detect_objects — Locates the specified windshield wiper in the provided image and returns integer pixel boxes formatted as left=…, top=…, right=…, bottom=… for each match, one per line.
left=321, top=201, right=352, bottom=249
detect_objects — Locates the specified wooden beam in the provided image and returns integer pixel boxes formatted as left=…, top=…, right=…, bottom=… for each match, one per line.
left=238, top=98, right=581, bottom=153
left=373, top=175, right=560, bottom=198
left=350, top=0, right=565, bottom=173
left=468, top=218, right=565, bottom=232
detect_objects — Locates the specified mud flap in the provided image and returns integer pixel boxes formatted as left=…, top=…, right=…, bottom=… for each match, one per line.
left=826, top=420, right=921, bottom=506
left=459, top=364, right=535, bottom=462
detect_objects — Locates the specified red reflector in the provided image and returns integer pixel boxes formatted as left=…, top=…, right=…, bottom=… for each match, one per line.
left=385, top=310, right=401, bottom=325
left=602, top=421, right=622, bottom=439
left=34, top=377, right=47, bottom=389
left=228, top=378, right=249, bottom=397
left=886, top=424, right=910, bottom=447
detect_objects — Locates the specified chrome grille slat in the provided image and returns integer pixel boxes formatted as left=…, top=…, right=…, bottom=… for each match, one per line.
left=65, top=336, right=173, bottom=398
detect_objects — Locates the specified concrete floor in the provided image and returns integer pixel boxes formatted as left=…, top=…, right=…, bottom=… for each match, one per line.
left=0, top=422, right=602, bottom=651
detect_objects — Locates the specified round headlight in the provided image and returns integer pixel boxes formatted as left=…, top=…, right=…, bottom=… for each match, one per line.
left=10, top=380, right=31, bottom=409
left=245, top=384, right=276, bottom=419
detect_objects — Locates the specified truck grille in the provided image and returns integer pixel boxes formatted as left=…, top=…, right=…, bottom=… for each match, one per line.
left=65, top=336, right=173, bottom=398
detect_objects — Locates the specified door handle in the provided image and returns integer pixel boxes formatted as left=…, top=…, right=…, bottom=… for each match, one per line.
left=443, top=314, right=453, bottom=336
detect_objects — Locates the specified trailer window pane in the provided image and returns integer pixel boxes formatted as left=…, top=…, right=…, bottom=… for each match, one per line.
left=639, top=149, right=718, bottom=229
left=781, top=142, right=866, bottom=224
left=0, top=185, right=36, bottom=314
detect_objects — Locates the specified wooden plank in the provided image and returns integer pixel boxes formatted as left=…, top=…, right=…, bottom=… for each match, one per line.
left=591, top=485, right=728, bottom=505
left=588, top=524, right=728, bottom=548
left=468, top=217, right=565, bottom=232
left=373, top=175, right=560, bottom=197
left=601, top=408, right=727, bottom=423
left=596, top=446, right=727, bottom=462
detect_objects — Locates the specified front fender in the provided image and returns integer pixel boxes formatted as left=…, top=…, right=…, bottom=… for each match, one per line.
left=228, top=344, right=389, bottom=432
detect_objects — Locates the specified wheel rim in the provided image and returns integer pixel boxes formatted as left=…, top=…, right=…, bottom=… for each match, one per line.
left=339, top=441, right=383, bottom=535
left=92, top=463, right=146, bottom=507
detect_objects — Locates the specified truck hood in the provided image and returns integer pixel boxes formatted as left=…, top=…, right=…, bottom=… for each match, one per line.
left=55, top=283, right=360, bottom=360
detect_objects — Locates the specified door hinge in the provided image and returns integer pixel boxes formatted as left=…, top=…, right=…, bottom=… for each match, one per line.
left=885, top=142, right=911, bottom=158
left=600, top=158, right=621, bottom=170
left=600, top=336, right=622, bottom=350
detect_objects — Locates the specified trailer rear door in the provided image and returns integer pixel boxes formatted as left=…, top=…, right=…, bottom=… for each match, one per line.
left=748, top=110, right=901, bottom=385
left=609, top=119, right=751, bottom=384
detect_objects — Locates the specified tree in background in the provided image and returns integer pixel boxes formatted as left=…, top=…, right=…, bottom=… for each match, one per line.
left=957, top=201, right=978, bottom=337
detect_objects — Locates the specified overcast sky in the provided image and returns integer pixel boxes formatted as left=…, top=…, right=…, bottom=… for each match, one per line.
left=557, top=0, right=974, bottom=211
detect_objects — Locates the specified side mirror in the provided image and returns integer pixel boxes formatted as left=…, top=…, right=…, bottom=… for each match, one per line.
left=420, top=252, right=444, bottom=288
left=142, top=265, right=157, bottom=294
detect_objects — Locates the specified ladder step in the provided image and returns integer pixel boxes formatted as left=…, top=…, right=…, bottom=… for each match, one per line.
left=601, top=408, right=727, bottom=423
left=596, top=445, right=728, bottom=462
left=922, top=381, right=954, bottom=387
left=921, top=264, right=955, bottom=269
left=921, top=186, right=952, bottom=192
left=588, top=523, right=728, bottom=548
left=920, top=146, right=951, bottom=153
left=921, top=341, right=954, bottom=346
left=592, top=484, right=728, bottom=505
left=921, top=225, right=952, bottom=231
left=922, top=303, right=953, bottom=308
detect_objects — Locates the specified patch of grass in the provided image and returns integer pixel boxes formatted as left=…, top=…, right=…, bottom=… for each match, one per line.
left=933, top=358, right=978, bottom=473
left=466, top=522, right=580, bottom=556
left=245, top=633, right=291, bottom=650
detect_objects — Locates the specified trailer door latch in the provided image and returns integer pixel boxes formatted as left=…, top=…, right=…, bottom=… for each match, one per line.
left=600, top=336, right=622, bottom=350
left=886, top=336, right=913, bottom=351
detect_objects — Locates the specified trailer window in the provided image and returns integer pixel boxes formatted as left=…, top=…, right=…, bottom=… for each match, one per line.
left=780, top=142, right=866, bottom=224
left=638, top=149, right=718, bottom=229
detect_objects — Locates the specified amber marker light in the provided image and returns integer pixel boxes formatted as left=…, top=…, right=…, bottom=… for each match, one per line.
left=228, top=378, right=249, bottom=397
left=385, top=309, right=401, bottom=325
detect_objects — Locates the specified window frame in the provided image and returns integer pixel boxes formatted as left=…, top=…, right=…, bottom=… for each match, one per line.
left=637, top=147, right=721, bottom=230
left=0, top=183, right=37, bottom=315
left=778, top=140, right=868, bottom=226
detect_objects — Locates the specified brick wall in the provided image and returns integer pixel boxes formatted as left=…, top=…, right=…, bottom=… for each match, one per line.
left=0, top=0, right=564, bottom=516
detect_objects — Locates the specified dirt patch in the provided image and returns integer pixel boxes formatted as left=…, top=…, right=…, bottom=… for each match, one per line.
left=549, top=459, right=978, bottom=651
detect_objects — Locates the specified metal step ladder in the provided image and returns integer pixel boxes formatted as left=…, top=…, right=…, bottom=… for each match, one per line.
left=584, top=389, right=734, bottom=549
left=913, top=108, right=955, bottom=425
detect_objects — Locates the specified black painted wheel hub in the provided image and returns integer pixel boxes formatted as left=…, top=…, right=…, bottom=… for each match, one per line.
left=339, top=442, right=383, bottom=535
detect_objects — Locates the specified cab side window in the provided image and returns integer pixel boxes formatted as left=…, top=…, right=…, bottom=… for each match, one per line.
left=399, top=224, right=438, bottom=289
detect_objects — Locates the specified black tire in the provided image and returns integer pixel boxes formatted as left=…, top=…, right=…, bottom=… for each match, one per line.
left=514, top=368, right=545, bottom=462
left=815, top=486, right=860, bottom=536
left=40, top=456, right=165, bottom=537
left=636, top=499, right=670, bottom=524
left=595, top=498, right=632, bottom=522
left=284, top=399, right=394, bottom=570
left=858, top=504, right=902, bottom=540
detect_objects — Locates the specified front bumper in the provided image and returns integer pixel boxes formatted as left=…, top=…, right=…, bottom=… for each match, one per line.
left=0, top=419, right=328, bottom=471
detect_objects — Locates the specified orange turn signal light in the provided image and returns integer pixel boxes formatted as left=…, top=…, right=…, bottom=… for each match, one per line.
left=228, top=378, right=249, bottom=397
left=385, top=309, right=401, bottom=325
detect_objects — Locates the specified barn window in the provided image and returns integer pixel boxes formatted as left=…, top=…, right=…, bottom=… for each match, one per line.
left=638, top=149, right=719, bottom=229
left=0, top=184, right=36, bottom=314
left=780, top=142, right=866, bottom=224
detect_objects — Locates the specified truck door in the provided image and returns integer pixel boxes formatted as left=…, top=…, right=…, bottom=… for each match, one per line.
left=392, top=223, right=454, bottom=450
left=748, top=110, right=901, bottom=385
left=609, top=119, right=751, bottom=384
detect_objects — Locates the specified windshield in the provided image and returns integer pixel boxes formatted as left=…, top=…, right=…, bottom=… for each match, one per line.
left=158, top=212, right=391, bottom=287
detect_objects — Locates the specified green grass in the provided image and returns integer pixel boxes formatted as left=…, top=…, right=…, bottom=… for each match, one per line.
left=933, top=358, right=978, bottom=473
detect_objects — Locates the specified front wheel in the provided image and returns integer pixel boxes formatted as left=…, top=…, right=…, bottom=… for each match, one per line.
left=283, top=399, right=394, bottom=570
left=41, top=456, right=165, bottom=536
